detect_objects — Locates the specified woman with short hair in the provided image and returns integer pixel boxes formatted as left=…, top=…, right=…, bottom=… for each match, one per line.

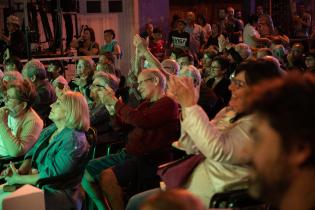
left=3, top=91, right=90, bottom=210
left=0, top=80, right=43, bottom=157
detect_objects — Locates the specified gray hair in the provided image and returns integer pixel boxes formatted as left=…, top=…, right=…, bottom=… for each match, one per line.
left=179, top=65, right=201, bottom=87
left=141, top=68, right=167, bottom=91
left=93, top=71, right=120, bottom=91
left=22, top=59, right=46, bottom=80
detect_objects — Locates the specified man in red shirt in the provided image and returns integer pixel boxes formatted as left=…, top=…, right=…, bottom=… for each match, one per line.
left=82, top=68, right=180, bottom=210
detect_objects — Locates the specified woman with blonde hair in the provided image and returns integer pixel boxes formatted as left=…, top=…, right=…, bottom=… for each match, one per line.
left=2, top=91, right=90, bottom=210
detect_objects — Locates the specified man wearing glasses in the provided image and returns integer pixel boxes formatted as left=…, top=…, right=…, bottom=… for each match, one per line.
left=82, top=68, right=180, bottom=210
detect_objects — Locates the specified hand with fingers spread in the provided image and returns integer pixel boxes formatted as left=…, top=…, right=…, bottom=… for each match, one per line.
left=97, top=87, right=119, bottom=106
left=167, top=76, right=199, bottom=108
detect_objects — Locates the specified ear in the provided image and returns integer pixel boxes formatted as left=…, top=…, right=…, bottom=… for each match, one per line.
left=31, top=75, right=36, bottom=82
left=21, top=101, right=28, bottom=110
left=288, top=144, right=311, bottom=167
left=154, top=77, right=159, bottom=86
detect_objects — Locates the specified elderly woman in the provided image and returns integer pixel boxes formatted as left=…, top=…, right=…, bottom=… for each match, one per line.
left=0, top=80, right=43, bottom=157
left=69, top=57, right=95, bottom=106
left=126, top=58, right=284, bottom=210
left=3, top=91, right=90, bottom=210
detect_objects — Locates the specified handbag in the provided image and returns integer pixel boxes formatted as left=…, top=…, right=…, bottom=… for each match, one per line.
left=157, top=153, right=205, bottom=189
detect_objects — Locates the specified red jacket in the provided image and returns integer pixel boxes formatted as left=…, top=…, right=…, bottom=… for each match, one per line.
left=115, top=96, right=180, bottom=156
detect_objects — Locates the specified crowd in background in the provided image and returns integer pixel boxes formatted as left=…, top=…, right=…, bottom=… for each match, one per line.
left=0, top=3, right=314, bottom=210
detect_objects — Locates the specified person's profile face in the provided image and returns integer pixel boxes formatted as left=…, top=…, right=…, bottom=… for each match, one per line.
left=248, top=115, right=291, bottom=204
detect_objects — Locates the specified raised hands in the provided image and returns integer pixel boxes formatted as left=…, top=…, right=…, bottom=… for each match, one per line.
left=97, top=87, right=118, bottom=106
left=167, top=76, right=199, bottom=108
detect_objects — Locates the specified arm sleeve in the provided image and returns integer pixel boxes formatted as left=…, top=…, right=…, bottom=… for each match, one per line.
left=115, top=97, right=178, bottom=129
left=38, top=133, right=88, bottom=178
left=181, top=105, right=252, bottom=164
left=0, top=113, right=43, bottom=157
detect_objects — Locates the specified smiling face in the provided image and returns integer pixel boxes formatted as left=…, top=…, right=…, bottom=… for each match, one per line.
left=137, top=72, right=156, bottom=100
left=228, top=71, right=248, bottom=113
left=90, top=78, right=107, bottom=101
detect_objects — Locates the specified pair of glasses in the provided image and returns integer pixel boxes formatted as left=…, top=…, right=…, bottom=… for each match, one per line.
left=137, top=77, right=154, bottom=86
left=90, top=84, right=107, bottom=89
left=230, top=77, right=246, bottom=88
left=210, top=66, right=221, bottom=70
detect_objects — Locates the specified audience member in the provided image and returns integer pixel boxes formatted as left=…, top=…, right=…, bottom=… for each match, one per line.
left=168, top=19, right=190, bottom=50
left=247, top=72, right=315, bottom=210
left=292, top=4, right=311, bottom=38
left=47, top=60, right=64, bottom=83
left=256, top=5, right=275, bottom=37
left=69, top=57, right=95, bottom=106
left=224, top=7, right=243, bottom=44
left=2, top=91, right=90, bottom=210
left=185, top=12, right=205, bottom=61
left=286, top=42, right=306, bottom=71
left=22, top=59, right=57, bottom=124
left=204, top=55, right=231, bottom=105
left=196, top=14, right=212, bottom=42
left=0, top=15, right=25, bottom=59
left=126, top=58, right=284, bottom=210
left=82, top=68, right=180, bottom=210
left=0, top=80, right=43, bottom=157
left=305, top=51, right=315, bottom=73
left=243, top=15, right=271, bottom=48
left=71, top=26, right=99, bottom=56
left=149, top=28, right=166, bottom=62
left=140, top=189, right=207, bottom=210
left=3, top=56, right=23, bottom=72
left=100, top=29, right=122, bottom=59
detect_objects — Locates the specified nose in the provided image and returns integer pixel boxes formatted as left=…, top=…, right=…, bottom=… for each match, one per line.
left=228, top=81, right=236, bottom=91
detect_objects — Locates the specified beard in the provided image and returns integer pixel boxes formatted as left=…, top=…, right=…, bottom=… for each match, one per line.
left=248, top=163, right=291, bottom=206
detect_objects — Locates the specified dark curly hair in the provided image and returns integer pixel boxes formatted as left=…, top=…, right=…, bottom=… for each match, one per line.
left=247, top=72, right=315, bottom=166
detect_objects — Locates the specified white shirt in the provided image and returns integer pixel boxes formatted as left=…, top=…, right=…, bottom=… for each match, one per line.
left=243, top=23, right=260, bottom=48
left=0, top=115, right=19, bottom=156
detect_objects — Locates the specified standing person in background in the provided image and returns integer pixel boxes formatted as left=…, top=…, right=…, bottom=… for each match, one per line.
left=0, top=15, right=25, bottom=60
left=185, top=11, right=205, bottom=63
left=256, top=5, right=275, bottom=37
left=292, top=4, right=311, bottom=38
left=149, top=28, right=166, bottom=62
left=224, top=7, right=243, bottom=44
left=168, top=19, right=190, bottom=50
left=196, top=14, right=212, bottom=43
left=100, top=29, right=122, bottom=59
left=140, top=23, right=154, bottom=40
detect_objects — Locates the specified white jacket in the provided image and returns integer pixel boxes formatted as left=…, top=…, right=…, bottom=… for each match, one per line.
left=173, top=105, right=253, bottom=206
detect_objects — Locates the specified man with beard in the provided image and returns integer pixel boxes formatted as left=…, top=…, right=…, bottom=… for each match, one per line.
left=247, top=72, right=315, bottom=210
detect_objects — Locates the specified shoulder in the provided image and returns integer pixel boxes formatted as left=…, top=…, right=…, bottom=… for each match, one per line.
left=60, top=128, right=87, bottom=145
left=25, top=108, right=44, bottom=124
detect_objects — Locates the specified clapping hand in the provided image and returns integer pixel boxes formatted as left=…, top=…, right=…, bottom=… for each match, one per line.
left=97, top=87, right=118, bottom=106
left=133, top=34, right=148, bottom=52
left=167, top=76, right=199, bottom=108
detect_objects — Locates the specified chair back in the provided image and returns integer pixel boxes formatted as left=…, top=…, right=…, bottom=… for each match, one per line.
left=85, top=127, right=97, bottom=160
left=36, top=127, right=98, bottom=189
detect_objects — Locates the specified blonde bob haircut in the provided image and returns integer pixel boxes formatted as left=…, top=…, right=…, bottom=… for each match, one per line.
left=62, top=91, right=90, bottom=132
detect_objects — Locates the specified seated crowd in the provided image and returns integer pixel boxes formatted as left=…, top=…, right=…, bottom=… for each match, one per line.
left=0, top=5, right=314, bottom=210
